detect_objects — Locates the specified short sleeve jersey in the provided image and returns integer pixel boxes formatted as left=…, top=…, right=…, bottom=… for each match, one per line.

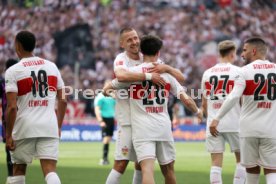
left=94, top=93, right=116, bottom=118
left=201, top=63, right=241, bottom=135
left=128, top=62, right=184, bottom=142
left=237, top=60, right=276, bottom=138
left=113, top=52, right=143, bottom=125
left=5, top=56, right=64, bottom=140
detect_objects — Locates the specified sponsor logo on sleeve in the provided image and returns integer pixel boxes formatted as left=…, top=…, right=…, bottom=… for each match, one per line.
left=116, top=61, right=124, bottom=66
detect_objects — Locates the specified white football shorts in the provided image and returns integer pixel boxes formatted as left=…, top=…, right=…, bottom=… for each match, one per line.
left=206, top=132, right=240, bottom=153
left=133, top=140, right=175, bottom=165
left=240, top=137, right=276, bottom=169
left=114, top=125, right=137, bottom=162
left=11, top=137, right=59, bottom=164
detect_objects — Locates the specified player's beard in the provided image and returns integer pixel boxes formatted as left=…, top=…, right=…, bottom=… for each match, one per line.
left=129, top=45, right=139, bottom=55
left=242, top=56, right=252, bottom=66
left=243, top=59, right=251, bottom=66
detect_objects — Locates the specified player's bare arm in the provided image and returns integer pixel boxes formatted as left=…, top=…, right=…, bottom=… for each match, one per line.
left=209, top=80, right=245, bottom=137
left=103, top=81, right=115, bottom=97
left=5, top=92, right=17, bottom=151
left=172, top=103, right=180, bottom=127
left=115, top=68, right=166, bottom=87
left=56, top=88, right=67, bottom=137
left=201, top=95, right=208, bottom=117
left=115, top=68, right=146, bottom=82
left=179, top=91, right=203, bottom=122
left=95, top=106, right=106, bottom=127
left=148, top=63, right=185, bottom=84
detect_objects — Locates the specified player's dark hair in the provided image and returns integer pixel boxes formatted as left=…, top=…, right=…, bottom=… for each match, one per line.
left=218, top=40, right=236, bottom=57
left=245, top=37, right=267, bottom=45
left=140, top=35, right=163, bottom=56
left=15, top=30, right=36, bottom=52
left=244, top=37, right=268, bottom=56
left=5, top=59, right=18, bottom=69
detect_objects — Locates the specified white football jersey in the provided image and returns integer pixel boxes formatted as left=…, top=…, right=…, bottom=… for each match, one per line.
left=201, top=63, right=241, bottom=135
left=5, top=56, right=64, bottom=140
left=237, top=60, right=276, bottom=138
left=113, top=51, right=143, bottom=126
left=127, top=62, right=184, bottom=142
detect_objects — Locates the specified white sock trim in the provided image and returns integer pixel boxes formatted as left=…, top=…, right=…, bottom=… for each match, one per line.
left=111, top=169, right=122, bottom=177
left=211, top=166, right=222, bottom=173
left=45, top=172, right=61, bottom=184
left=236, top=163, right=242, bottom=168
left=106, top=169, right=122, bottom=184
left=45, top=172, right=56, bottom=181
left=134, top=170, right=142, bottom=173
left=210, top=166, right=222, bottom=184
left=9, top=176, right=25, bottom=184
left=234, top=164, right=246, bottom=184
left=132, top=170, right=142, bottom=184
left=246, top=173, right=260, bottom=184
left=266, top=173, right=276, bottom=184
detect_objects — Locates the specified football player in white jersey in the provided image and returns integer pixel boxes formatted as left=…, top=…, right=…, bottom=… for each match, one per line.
left=5, top=31, right=67, bottom=184
left=210, top=37, right=276, bottom=184
left=106, top=28, right=185, bottom=184
left=201, top=40, right=246, bottom=184
left=111, top=35, right=203, bottom=184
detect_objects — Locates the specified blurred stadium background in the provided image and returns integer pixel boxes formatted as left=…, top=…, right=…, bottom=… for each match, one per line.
left=0, top=0, right=275, bottom=183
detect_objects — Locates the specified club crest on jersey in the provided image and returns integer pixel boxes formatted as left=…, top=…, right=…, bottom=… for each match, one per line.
left=116, top=61, right=124, bottom=66
left=122, top=146, right=129, bottom=156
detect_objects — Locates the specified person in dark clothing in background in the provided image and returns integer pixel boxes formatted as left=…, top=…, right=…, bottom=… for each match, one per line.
left=0, top=58, right=18, bottom=184
left=167, top=93, right=180, bottom=129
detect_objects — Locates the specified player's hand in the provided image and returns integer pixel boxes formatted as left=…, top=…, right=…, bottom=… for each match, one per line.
left=102, top=89, right=108, bottom=97
left=6, top=136, right=15, bottom=151
left=209, top=119, right=219, bottom=137
left=172, top=118, right=180, bottom=128
left=151, top=73, right=166, bottom=87
left=103, top=82, right=114, bottom=97
left=58, top=128, right=61, bottom=138
left=196, top=109, right=203, bottom=123
left=109, top=91, right=116, bottom=98
left=103, top=89, right=113, bottom=97
left=148, top=63, right=168, bottom=74
left=100, top=121, right=106, bottom=127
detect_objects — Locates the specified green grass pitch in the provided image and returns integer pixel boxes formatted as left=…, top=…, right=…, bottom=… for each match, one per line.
left=0, top=142, right=265, bottom=183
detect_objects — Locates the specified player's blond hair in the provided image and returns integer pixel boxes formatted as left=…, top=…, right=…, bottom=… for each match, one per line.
left=218, top=40, right=236, bottom=57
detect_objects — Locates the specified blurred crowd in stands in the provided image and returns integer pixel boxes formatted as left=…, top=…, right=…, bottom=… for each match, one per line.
left=1, top=0, right=276, bottom=118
